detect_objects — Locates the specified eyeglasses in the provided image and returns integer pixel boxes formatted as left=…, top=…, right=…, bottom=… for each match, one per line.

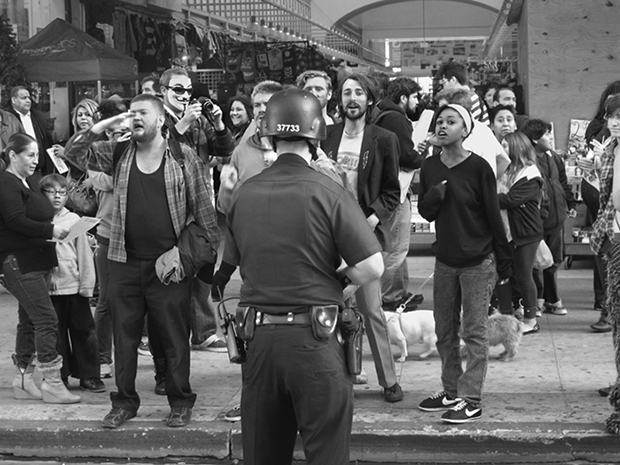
left=165, top=86, right=193, bottom=95
left=42, top=189, right=68, bottom=196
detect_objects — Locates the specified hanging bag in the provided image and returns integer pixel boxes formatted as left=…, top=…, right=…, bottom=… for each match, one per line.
left=533, top=240, right=554, bottom=269
left=66, top=173, right=97, bottom=217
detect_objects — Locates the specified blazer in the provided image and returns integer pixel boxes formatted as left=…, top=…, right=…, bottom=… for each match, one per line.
left=7, top=106, right=55, bottom=175
left=323, top=123, right=400, bottom=241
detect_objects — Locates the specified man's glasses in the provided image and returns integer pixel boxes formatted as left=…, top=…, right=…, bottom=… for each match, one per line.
left=42, top=189, right=68, bottom=196
left=165, top=86, right=193, bottom=96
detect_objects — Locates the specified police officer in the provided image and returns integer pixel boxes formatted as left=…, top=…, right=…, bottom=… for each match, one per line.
left=221, top=88, right=384, bottom=465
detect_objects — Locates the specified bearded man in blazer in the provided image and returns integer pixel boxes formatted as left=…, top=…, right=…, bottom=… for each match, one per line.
left=322, top=73, right=403, bottom=402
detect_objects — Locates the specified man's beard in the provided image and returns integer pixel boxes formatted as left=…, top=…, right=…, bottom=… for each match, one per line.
left=132, top=124, right=158, bottom=143
left=344, top=105, right=366, bottom=122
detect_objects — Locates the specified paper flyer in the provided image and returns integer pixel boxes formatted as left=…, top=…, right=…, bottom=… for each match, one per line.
left=50, top=217, right=101, bottom=243
left=47, top=148, right=69, bottom=174
left=412, top=109, right=435, bottom=149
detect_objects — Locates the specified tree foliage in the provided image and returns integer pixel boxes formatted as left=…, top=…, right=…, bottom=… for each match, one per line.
left=0, top=15, right=29, bottom=105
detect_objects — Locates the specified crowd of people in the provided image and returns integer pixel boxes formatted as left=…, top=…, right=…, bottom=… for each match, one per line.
left=1, top=58, right=620, bottom=465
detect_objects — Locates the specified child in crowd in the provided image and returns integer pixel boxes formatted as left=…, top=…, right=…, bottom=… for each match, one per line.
left=40, top=174, right=105, bottom=393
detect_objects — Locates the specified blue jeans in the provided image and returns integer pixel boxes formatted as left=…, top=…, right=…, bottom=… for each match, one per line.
left=94, top=238, right=113, bottom=365
left=381, top=199, right=411, bottom=309
left=189, top=277, right=218, bottom=346
left=2, top=255, right=58, bottom=367
left=433, top=254, right=497, bottom=405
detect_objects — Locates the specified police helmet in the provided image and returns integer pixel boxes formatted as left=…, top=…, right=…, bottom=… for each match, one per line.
left=260, top=88, right=327, bottom=141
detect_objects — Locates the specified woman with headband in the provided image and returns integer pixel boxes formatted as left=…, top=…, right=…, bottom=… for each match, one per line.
left=416, top=104, right=512, bottom=424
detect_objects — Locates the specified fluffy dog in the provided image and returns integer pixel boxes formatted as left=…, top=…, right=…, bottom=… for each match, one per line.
left=384, top=310, right=437, bottom=362
left=461, top=313, right=523, bottom=362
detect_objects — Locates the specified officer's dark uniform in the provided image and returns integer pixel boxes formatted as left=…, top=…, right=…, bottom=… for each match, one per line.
left=224, top=152, right=381, bottom=465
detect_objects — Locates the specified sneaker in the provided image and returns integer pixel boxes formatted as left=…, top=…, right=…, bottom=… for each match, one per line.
left=383, top=382, right=404, bottom=402
left=100, top=363, right=114, bottom=379
left=102, top=407, right=136, bottom=429
left=441, top=400, right=482, bottom=423
left=224, top=405, right=241, bottom=422
left=418, top=391, right=461, bottom=412
left=599, top=385, right=612, bottom=397
left=192, top=336, right=227, bottom=353
left=591, top=318, right=612, bottom=333
left=166, top=406, right=192, bottom=427
left=80, top=377, right=106, bottom=393
left=398, top=292, right=419, bottom=313
left=137, top=338, right=151, bottom=356
left=544, top=301, right=568, bottom=316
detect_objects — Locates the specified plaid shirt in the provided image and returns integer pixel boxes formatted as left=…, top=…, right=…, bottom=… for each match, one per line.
left=64, top=130, right=220, bottom=263
left=590, top=139, right=618, bottom=255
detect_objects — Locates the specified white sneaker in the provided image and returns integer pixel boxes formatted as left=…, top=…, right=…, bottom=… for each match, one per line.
left=353, top=368, right=368, bottom=385
left=100, top=363, right=114, bottom=379
left=544, top=301, right=568, bottom=315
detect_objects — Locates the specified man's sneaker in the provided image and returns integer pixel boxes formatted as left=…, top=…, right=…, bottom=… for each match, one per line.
left=383, top=382, right=404, bottom=402
left=353, top=368, right=368, bottom=385
left=591, top=318, right=612, bottom=333
left=192, top=336, right=227, bottom=352
left=544, top=301, right=568, bottom=316
left=418, top=391, right=461, bottom=412
left=100, top=363, right=114, bottom=379
left=441, top=400, right=482, bottom=423
left=137, top=338, right=151, bottom=356
left=224, top=405, right=241, bottom=422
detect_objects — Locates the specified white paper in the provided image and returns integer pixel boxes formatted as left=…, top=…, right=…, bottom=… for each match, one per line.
left=50, top=217, right=101, bottom=243
left=412, top=109, right=435, bottom=149
left=47, top=148, right=69, bottom=174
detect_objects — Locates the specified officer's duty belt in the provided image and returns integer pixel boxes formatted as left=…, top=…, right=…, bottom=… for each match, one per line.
left=256, top=311, right=311, bottom=326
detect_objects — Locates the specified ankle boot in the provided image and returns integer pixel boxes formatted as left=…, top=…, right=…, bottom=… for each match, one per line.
left=38, top=356, right=81, bottom=404
left=12, top=362, right=42, bottom=400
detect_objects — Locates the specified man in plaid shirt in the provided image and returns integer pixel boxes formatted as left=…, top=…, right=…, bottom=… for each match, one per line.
left=65, top=94, right=219, bottom=429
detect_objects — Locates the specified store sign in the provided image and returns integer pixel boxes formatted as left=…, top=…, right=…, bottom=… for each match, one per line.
left=399, top=40, right=484, bottom=69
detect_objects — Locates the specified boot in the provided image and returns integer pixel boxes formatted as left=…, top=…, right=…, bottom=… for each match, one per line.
left=12, top=355, right=42, bottom=400
left=38, top=356, right=81, bottom=404
left=153, top=357, right=166, bottom=396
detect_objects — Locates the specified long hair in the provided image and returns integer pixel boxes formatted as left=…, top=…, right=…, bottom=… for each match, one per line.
left=503, top=132, right=537, bottom=183
left=71, top=98, right=100, bottom=132
left=337, top=74, right=378, bottom=124
left=585, top=81, right=620, bottom=144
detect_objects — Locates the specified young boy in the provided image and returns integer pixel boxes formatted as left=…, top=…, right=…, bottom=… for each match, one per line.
left=40, top=174, right=105, bottom=393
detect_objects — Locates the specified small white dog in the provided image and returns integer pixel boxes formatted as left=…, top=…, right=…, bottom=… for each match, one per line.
left=384, top=310, right=437, bottom=362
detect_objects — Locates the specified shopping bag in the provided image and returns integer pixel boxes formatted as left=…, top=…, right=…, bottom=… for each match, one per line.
left=533, top=240, right=554, bottom=269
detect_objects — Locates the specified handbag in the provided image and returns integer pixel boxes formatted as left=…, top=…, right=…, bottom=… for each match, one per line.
left=66, top=174, right=97, bottom=217
left=533, top=240, right=554, bottom=270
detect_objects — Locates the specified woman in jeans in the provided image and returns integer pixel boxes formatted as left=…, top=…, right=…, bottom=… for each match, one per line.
left=590, top=94, right=620, bottom=435
left=497, top=132, right=544, bottom=334
left=0, top=133, right=80, bottom=404
left=417, top=104, right=512, bottom=424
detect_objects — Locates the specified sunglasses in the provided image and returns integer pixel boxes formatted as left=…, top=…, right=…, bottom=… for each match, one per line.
left=165, top=86, right=193, bottom=96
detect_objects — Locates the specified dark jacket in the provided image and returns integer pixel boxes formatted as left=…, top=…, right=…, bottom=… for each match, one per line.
left=6, top=106, right=55, bottom=175
left=164, top=112, right=235, bottom=166
left=498, top=166, right=544, bottom=247
left=536, top=150, right=576, bottom=233
left=0, top=109, right=24, bottom=150
left=323, top=123, right=400, bottom=249
left=375, top=98, right=421, bottom=171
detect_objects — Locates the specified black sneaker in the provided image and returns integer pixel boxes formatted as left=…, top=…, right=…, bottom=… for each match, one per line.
left=418, top=390, right=461, bottom=411
left=80, top=377, right=106, bottom=393
left=441, top=400, right=482, bottom=423
left=224, top=405, right=241, bottom=422
left=383, top=382, right=404, bottom=402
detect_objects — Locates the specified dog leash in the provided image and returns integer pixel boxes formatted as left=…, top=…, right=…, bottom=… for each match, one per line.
left=396, top=273, right=434, bottom=314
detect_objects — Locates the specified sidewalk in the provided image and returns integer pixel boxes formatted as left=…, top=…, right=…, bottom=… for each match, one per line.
left=0, top=253, right=618, bottom=463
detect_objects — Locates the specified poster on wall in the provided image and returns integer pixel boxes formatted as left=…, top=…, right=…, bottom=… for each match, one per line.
left=398, top=40, right=483, bottom=69
left=568, top=119, right=591, bottom=157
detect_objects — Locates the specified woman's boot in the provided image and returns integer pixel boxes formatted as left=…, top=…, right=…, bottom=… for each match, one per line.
left=38, top=356, right=81, bottom=404
left=12, top=355, right=42, bottom=400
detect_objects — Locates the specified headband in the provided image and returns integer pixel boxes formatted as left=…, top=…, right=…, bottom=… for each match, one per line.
left=445, top=104, right=473, bottom=136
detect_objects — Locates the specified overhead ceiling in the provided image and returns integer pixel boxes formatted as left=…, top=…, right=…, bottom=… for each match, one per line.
left=310, top=0, right=504, bottom=44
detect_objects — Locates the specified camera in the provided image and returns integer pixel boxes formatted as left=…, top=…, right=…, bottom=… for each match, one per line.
left=190, top=97, right=214, bottom=118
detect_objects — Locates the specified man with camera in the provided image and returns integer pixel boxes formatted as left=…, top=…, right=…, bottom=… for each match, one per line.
left=224, top=88, right=384, bottom=465
left=159, top=67, right=235, bottom=360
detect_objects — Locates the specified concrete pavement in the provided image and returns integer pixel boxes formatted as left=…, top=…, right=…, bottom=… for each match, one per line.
left=0, top=252, right=619, bottom=463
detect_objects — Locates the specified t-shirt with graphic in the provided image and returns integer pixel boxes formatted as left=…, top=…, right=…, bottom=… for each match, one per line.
left=337, top=131, right=363, bottom=201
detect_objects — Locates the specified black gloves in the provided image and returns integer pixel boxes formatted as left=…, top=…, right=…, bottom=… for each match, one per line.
left=212, top=261, right=236, bottom=301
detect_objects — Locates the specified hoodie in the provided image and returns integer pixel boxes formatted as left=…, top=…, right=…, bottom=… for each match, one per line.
left=375, top=98, right=421, bottom=171
left=49, top=207, right=96, bottom=297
